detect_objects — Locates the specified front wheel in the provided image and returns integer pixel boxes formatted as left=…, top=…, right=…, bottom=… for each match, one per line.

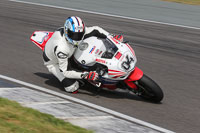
left=136, top=74, right=164, bottom=103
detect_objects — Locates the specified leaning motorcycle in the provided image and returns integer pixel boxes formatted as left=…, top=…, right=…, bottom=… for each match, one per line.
left=30, top=31, right=164, bottom=103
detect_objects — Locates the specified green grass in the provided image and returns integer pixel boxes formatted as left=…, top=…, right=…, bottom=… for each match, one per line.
left=0, top=97, right=93, bottom=133
left=162, top=0, right=200, bottom=5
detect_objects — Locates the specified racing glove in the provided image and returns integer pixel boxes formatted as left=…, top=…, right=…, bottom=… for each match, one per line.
left=81, top=71, right=99, bottom=81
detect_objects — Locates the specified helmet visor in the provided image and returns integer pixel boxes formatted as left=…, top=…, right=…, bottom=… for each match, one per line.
left=68, top=29, right=85, bottom=41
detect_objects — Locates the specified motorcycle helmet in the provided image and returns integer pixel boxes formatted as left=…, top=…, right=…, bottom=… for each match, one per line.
left=64, top=16, right=85, bottom=46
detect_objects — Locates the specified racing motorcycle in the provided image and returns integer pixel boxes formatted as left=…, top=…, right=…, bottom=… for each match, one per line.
left=30, top=31, right=164, bottom=103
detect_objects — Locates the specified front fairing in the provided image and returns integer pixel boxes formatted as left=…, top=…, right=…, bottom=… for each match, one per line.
left=74, top=37, right=106, bottom=66
left=74, top=36, right=137, bottom=80
left=101, top=37, right=137, bottom=80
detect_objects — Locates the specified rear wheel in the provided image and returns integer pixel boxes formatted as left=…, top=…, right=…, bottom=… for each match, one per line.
left=136, top=74, right=164, bottom=103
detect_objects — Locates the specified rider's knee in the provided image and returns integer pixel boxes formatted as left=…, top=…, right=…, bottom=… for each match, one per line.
left=61, top=78, right=79, bottom=92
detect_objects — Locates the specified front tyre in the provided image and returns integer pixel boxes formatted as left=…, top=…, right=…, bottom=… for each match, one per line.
left=137, top=74, right=164, bottom=103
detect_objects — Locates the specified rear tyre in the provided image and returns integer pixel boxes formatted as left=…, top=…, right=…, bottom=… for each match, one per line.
left=137, top=74, right=164, bottom=103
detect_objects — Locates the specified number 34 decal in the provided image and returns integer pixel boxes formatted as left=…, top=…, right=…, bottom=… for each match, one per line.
left=121, top=55, right=134, bottom=70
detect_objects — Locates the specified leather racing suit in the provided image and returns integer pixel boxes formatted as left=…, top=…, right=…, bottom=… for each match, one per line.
left=43, top=26, right=109, bottom=92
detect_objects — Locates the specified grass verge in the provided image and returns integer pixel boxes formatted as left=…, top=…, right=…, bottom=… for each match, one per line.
left=0, top=97, right=93, bottom=133
left=162, top=0, right=200, bottom=5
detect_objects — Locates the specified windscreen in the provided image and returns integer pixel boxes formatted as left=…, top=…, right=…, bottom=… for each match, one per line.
left=101, top=38, right=118, bottom=59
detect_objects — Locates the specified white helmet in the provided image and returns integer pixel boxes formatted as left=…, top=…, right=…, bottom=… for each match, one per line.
left=64, top=16, right=85, bottom=46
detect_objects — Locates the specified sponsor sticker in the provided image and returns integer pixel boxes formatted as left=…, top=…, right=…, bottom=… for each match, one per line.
left=96, top=58, right=106, bottom=64
left=95, top=49, right=99, bottom=54
left=89, top=46, right=96, bottom=54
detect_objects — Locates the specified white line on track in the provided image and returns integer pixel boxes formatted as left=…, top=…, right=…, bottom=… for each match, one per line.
left=20, top=101, right=71, bottom=105
left=0, top=87, right=25, bottom=91
left=0, top=74, right=175, bottom=133
left=9, top=0, right=200, bottom=30
left=57, top=116, right=115, bottom=120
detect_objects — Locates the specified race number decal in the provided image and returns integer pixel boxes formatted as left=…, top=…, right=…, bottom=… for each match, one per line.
left=121, top=55, right=134, bottom=71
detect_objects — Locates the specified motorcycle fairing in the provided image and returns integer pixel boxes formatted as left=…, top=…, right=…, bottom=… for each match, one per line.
left=125, top=67, right=143, bottom=81
left=30, top=31, right=54, bottom=51
left=74, top=36, right=138, bottom=80
left=108, top=69, right=126, bottom=79
left=123, top=67, right=143, bottom=90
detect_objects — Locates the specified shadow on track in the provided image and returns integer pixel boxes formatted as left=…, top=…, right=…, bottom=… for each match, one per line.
left=34, top=72, right=162, bottom=104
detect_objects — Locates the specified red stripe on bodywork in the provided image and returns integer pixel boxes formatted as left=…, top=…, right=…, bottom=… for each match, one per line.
left=115, top=52, right=122, bottom=60
left=112, top=75, right=123, bottom=78
left=108, top=69, right=124, bottom=73
left=125, top=43, right=135, bottom=56
left=112, top=76, right=120, bottom=79
left=108, top=72, right=124, bottom=75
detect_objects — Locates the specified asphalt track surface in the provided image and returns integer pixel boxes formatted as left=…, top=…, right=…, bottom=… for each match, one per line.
left=0, top=0, right=200, bottom=132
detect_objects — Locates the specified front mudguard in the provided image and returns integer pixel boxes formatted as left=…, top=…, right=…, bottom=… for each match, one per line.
left=126, top=67, right=143, bottom=81
left=124, top=67, right=143, bottom=89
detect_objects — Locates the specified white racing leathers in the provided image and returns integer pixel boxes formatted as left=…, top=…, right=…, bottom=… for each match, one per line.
left=43, top=26, right=109, bottom=92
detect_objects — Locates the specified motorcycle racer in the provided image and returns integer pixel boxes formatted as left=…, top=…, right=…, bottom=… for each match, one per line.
left=43, top=16, right=123, bottom=93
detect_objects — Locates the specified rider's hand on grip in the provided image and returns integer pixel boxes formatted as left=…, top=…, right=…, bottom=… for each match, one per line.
left=81, top=71, right=98, bottom=81
left=87, top=71, right=99, bottom=81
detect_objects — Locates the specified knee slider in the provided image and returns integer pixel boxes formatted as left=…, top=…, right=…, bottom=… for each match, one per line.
left=61, top=78, right=79, bottom=92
